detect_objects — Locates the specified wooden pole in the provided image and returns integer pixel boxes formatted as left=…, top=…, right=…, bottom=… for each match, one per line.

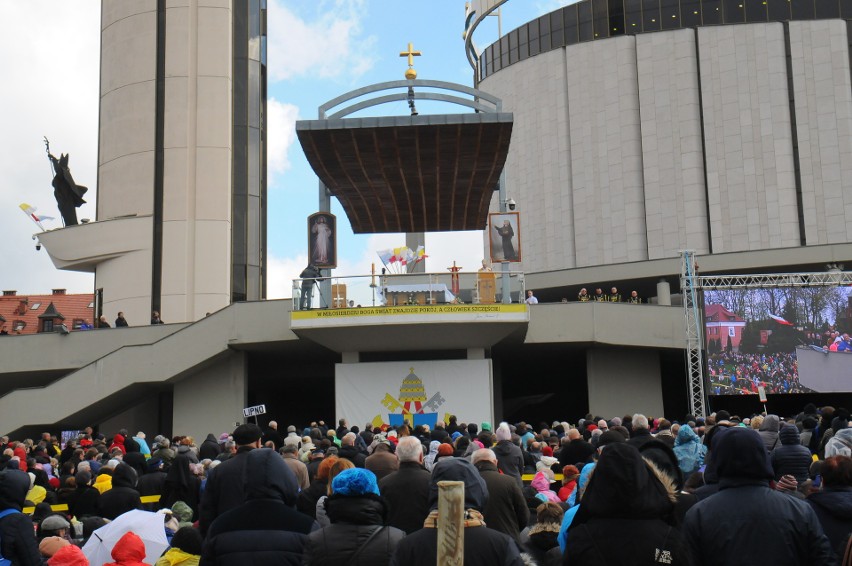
left=436, top=480, right=465, bottom=566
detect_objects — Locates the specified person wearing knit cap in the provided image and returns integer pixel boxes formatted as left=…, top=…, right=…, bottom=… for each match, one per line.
left=394, top=458, right=525, bottom=566
left=304, top=468, right=405, bottom=565
left=493, top=422, right=524, bottom=486
left=774, top=474, right=804, bottom=499
left=684, top=427, right=835, bottom=564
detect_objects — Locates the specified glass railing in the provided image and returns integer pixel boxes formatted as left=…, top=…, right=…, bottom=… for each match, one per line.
left=291, top=270, right=526, bottom=311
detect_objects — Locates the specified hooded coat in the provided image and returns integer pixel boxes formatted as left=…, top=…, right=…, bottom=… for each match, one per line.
left=684, top=427, right=836, bottom=565
left=104, top=531, right=148, bottom=566
left=807, top=487, right=852, bottom=557
left=201, top=448, right=316, bottom=566
left=161, top=455, right=202, bottom=519
left=530, top=472, right=561, bottom=504
left=825, top=428, right=852, bottom=458
left=771, top=425, right=813, bottom=483
left=673, top=425, right=706, bottom=476
left=199, top=446, right=265, bottom=535
left=758, top=414, right=782, bottom=451
left=391, top=458, right=525, bottom=566
left=0, top=468, right=42, bottom=565
left=304, top=470, right=405, bottom=566
left=563, top=443, right=690, bottom=565
left=423, top=441, right=440, bottom=472
left=108, top=434, right=127, bottom=455
left=98, top=463, right=142, bottom=520
left=493, top=440, right=524, bottom=486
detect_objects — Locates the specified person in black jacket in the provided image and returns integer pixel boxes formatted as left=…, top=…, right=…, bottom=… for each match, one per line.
left=563, top=442, right=691, bottom=565
left=0, top=468, right=41, bottom=565
left=391, top=458, right=525, bottom=566
left=472, top=448, right=528, bottom=543
left=201, top=448, right=316, bottom=566
left=772, top=423, right=813, bottom=483
left=304, top=467, right=405, bottom=565
left=807, top=455, right=852, bottom=557
left=199, top=434, right=222, bottom=461
left=337, top=433, right=367, bottom=468
left=68, top=470, right=100, bottom=518
left=161, top=455, right=202, bottom=520
left=556, top=429, right=595, bottom=468
left=684, top=427, right=836, bottom=565
left=136, top=459, right=166, bottom=511
left=98, top=463, right=142, bottom=520
left=378, top=436, right=431, bottom=534
left=493, top=423, right=524, bottom=486
left=199, top=423, right=267, bottom=534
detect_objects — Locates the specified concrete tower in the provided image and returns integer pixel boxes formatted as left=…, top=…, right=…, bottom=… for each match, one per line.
left=41, top=0, right=267, bottom=325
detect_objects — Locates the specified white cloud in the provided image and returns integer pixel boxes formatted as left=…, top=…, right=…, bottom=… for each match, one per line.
left=0, top=1, right=99, bottom=294
left=266, top=0, right=377, bottom=82
left=266, top=98, right=300, bottom=186
left=535, top=0, right=582, bottom=13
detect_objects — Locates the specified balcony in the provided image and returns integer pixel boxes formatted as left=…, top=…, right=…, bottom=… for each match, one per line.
left=289, top=270, right=530, bottom=353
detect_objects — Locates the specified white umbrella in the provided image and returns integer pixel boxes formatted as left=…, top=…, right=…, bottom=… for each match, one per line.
left=81, top=509, right=169, bottom=565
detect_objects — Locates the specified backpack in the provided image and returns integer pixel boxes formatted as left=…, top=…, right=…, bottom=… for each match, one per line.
left=0, top=508, right=21, bottom=566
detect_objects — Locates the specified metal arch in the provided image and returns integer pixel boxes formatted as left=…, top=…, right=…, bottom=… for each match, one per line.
left=318, top=79, right=503, bottom=118
left=463, top=0, right=510, bottom=74
left=328, top=92, right=499, bottom=120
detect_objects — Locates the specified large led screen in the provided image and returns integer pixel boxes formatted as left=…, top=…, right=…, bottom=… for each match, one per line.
left=704, top=285, right=852, bottom=394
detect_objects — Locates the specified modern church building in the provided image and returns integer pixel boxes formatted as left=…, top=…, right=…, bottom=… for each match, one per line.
left=2, top=0, right=851, bottom=440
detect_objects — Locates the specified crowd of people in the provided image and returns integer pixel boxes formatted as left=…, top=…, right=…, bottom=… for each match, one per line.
left=1, top=405, right=851, bottom=565
left=706, top=351, right=808, bottom=395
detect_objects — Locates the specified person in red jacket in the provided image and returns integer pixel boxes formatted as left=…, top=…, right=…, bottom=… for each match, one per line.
left=104, top=531, right=148, bottom=566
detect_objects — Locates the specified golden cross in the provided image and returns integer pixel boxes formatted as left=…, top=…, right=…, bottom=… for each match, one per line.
left=399, top=42, right=422, bottom=67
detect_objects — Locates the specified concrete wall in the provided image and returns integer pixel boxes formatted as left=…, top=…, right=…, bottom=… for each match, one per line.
left=789, top=20, right=852, bottom=246
left=172, top=351, right=247, bottom=442
left=100, top=393, right=163, bottom=440
left=698, top=23, right=800, bottom=253
left=637, top=29, right=709, bottom=259
left=480, top=20, right=852, bottom=274
left=161, top=1, right=233, bottom=322
left=586, top=347, right=664, bottom=418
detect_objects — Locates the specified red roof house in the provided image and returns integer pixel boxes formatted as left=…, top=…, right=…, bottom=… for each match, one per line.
left=0, top=290, right=93, bottom=335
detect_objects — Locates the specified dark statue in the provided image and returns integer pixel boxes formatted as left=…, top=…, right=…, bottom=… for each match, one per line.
left=45, top=138, right=87, bottom=226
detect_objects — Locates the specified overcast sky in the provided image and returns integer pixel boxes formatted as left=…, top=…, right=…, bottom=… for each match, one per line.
left=0, top=1, right=568, bottom=303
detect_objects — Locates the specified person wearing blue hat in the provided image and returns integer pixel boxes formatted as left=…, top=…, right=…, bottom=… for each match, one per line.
left=303, top=468, right=404, bottom=565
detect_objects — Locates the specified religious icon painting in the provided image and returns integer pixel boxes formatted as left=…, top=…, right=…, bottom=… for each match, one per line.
left=308, top=212, right=337, bottom=269
left=488, top=212, right=521, bottom=263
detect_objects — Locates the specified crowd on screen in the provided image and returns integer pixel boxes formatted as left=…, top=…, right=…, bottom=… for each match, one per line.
left=707, top=351, right=808, bottom=395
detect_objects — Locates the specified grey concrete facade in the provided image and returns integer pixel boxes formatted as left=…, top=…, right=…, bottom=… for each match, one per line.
left=480, top=20, right=852, bottom=272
